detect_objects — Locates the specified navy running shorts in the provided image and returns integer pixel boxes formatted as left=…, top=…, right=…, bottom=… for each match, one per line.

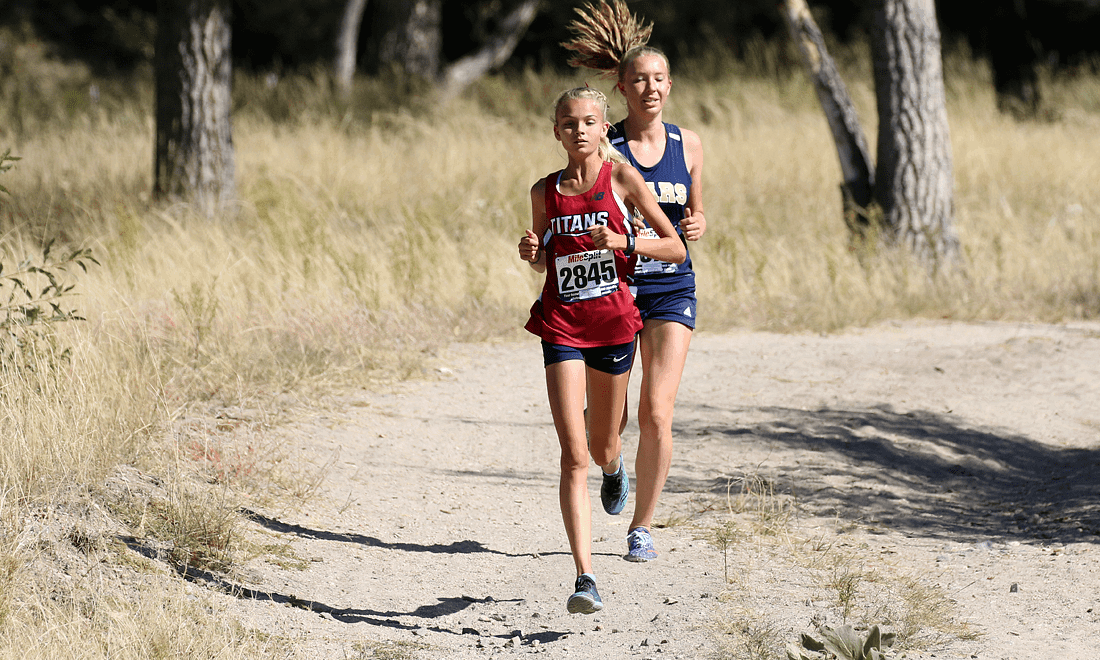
left=634, top=289, right=697, bottom=330
left=541, top=340, right=636, bottom=375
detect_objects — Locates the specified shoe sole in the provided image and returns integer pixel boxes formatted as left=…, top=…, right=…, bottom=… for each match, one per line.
left=567, top=594, right=603, bottom=614
left=604, top=495, right=628, bottom=515
left=624, top=551, right=656, bottom=562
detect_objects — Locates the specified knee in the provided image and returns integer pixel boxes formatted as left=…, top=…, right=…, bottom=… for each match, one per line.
left=560, top=447, right=588, bottom=474
left=639, top=406, right=674, bottom=437
left=587, top=434, right=620, bottom=468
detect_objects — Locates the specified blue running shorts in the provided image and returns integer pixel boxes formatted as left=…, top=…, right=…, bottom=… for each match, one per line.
left=634, top=289, right=697, bottom=330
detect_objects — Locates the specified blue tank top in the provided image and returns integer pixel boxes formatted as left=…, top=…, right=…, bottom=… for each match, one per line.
left=609, top=121, right=695, bottom=296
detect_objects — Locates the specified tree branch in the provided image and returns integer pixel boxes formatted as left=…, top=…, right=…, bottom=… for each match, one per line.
left=780, top=0, right=875, bottom=209
left=437, top=0, right=539, bottom=101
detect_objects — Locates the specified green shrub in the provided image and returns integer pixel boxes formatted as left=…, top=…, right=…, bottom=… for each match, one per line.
left=787, top=625, right=896, bottom=660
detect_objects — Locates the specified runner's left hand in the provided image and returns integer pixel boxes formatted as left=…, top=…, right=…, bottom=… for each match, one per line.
left=681, top=207, right=706, bottom=241
left=588, top=225, right=625, bottom=252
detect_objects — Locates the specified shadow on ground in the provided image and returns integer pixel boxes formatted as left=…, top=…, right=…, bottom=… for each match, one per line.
left=242, top=509, right=520, bottom=556
left=119, top=537, right=546, bottom=637
left=668, top=403, right=1100, bottom=544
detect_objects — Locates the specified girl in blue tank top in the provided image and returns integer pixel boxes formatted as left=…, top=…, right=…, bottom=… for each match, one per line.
left=609, top=120, right=696, bottom=296
left=563, top=0, right=708, bottom=564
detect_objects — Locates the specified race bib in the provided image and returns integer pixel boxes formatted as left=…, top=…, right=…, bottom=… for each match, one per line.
left=633, top=227, right=678, bottom=275
left=555, top=250, right=619, bottom=303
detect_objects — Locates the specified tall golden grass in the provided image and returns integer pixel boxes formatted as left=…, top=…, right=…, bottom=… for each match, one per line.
left=1, top=26, right=1098, bottom=654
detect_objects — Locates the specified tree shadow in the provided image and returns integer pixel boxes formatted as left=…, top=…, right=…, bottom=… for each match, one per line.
left=669, top=403, right=1100, bottom=544
left=439, top=468, right=550, bottom=483
left=241, top=509, right=524, bottom=556
left=117, top=535, right=557, bottom=639
left=240, top=508, right=594, bottom=558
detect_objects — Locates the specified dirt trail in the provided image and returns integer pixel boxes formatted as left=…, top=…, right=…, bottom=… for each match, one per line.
left=216, top=321, right=1100, bottom=659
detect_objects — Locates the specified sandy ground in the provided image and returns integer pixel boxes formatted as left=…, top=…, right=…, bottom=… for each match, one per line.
left=212, top=320, right=1100, bottom=659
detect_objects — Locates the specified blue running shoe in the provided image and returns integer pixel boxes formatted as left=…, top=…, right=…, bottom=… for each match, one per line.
left=625, top=527, right=657, bottom=562
left=600, top=455, right=629, bottom=515
left=566, top=574, right=603, bottom=614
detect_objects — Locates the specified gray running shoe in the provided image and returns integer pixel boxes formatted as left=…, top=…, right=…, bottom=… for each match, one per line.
left=600, top=455, right=629, bottom=515
left=567, top=574, right=603, bottom=614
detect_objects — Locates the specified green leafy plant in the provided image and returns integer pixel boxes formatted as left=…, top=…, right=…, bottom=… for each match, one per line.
left=0, top=240, right=98, bottom=370
left=1, top=149, right=98, bottom=369
left=787, top=625, right=896, bottom=660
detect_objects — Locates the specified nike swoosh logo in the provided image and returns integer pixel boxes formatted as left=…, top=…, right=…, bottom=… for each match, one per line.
left=611, top=355, right=628, bottom=363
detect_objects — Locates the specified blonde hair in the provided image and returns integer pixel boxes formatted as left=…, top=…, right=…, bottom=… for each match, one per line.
left=560, top=0, right=669, bottom=83
left=616, top=46, right=670, bottom=83
left=552, top=87, right=627, bottom=164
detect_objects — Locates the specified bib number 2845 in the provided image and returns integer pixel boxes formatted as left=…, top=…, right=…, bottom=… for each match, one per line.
left=555, top=250, right=618, bottom=303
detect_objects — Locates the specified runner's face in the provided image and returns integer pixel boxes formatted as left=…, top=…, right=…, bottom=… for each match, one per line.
left=554, top=98, right=609, bottom=156
left=618, top=54, right=671, bottom=117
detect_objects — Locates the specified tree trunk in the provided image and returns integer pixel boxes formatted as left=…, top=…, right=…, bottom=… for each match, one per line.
left=781, top=0, right=960, bottom=269
left=154, top=0, right=236, bottom=218
left=334, top=0, right=369, bottom=99
left=871, top=0, right=959, bottom=268
left=438, top=0, right=539, bottom=101
left=780, top=0, right=877, bottom=239
left=365, top=0, right=442, bottom=80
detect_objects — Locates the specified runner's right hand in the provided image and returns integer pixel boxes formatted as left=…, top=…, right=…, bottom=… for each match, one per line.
left=518, top=230, right=541, bottom=263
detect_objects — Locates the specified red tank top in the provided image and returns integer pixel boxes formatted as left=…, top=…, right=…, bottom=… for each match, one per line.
left=525, top=161, right=642, bottom=347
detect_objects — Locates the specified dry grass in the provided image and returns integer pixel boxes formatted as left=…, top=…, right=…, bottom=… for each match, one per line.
left=0, top=576, right=274, bottom=659
left=1, top=26, right=1098, bottom=656
left=713, top=606, right=788, bottom=660
left=725, top=472, right=797, bottom=537
left=705, top=470, right=977, bottom=658
left=708, top=518, right=977, bottom=659
left=349, top=640, right=434, bottom=660
left=0, top=478, right=274, bottom=659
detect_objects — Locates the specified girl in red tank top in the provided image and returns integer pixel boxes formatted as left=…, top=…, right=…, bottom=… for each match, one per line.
left=516, top=87, right=685, bottom=614
left=523, top=159, right=640, bottom=347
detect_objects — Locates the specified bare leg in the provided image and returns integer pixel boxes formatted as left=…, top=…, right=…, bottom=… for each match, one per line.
left=545, top=359, right=591, bottom=576
left=617, top=340, right=637, bottom=437
left=586, top=366, right=630, bottom=476
left=546, top=360, right=630, bottom=576
left=630, top=320, right=692, bottom=534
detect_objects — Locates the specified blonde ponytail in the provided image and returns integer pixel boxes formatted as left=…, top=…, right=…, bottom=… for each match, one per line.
left=560, top=0, right=653, bottom=77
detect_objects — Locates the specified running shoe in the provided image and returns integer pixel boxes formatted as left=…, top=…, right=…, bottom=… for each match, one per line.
left=566, top=574, right=603, bottom=614
left=625, top=526, right=657, bottom=562
left=600, top=455, right=629, bottom=515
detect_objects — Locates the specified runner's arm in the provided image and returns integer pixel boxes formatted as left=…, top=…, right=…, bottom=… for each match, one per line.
left=519, top=179, right=548, bottom=273
left=604, top=164, right=686, bottom=264
left=680, top=127, right=706, bottom=242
